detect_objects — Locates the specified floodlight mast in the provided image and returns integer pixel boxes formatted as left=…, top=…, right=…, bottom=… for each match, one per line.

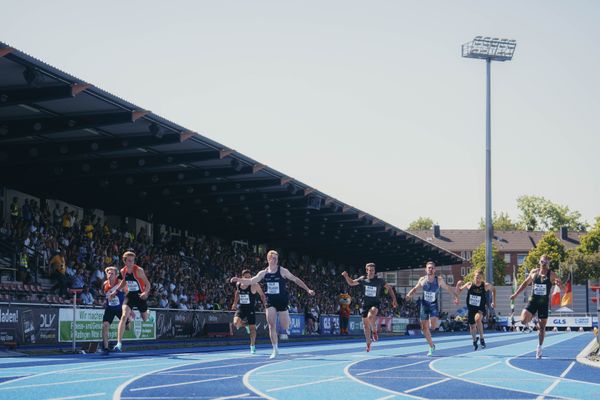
left=462, top=37, right=516, bottom=285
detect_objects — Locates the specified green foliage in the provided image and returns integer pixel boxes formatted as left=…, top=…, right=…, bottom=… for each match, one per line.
left=407, top=217, right=434, bottom=230
left=578, top=216, right=600, bottom=254
left=516, top=195, right=587, bottom=232
left=478, top=211, right=520, bottom=230
left=559, top=249, right=600, bottom=284
left=462, top=242, right=505, bottom=285
left=518, top=232, right=566, bottom=281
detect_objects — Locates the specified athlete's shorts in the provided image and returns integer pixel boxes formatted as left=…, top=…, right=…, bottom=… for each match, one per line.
left=419, top=302, right=440, bottom=321
left=125, top=293, right=149, bottom=313
left=266, top=297, right=289, bottom=312
left=467, top=306, right=485, bottom=325
left=103, top=308, right=122, bottom=323
left=361, top=301, right=381, bottom=318
left=235, top=308, right=256, bottom=325
left=525, top=300, right=549, bottom=319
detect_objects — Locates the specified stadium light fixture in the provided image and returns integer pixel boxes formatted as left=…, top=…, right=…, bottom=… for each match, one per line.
left=462, top=36, right=516, bottom=285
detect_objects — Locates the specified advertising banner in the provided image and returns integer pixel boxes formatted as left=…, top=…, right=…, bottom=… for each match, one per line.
left=392, top=317, right=409, bottom=333
left=349, top=315, right=364, bottom=335
left=319, top=315, right=340, bottom=335
left=0, top=305, right=58, bottom=344
left=58, top=308, right=156, bottom=342
left=546, top=316, right=592, bottom=328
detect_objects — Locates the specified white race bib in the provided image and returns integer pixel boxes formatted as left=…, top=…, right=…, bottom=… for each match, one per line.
left=239, top=294, right=250, bottom=304
left=424, top=291, right=436, bottom=303
left=364, top=285, right=377, bottom=297
left=127, top=281, right=140, bottom=292
left=267, top=282, right=280, bottom=294
left=468, top=294, right=482, bottom=307
left=533, top=283, right=547, bottom=296
left=108, top=296, right=120, bottom=306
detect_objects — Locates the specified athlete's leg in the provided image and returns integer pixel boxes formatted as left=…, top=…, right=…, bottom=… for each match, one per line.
left=537, top=318, right=547, bottom=345
left=265, top=307, right=278, bottom=348
left=233, top=316, right=244, bottom=329
left=141, top=310, right=149, bottom=322
left=421, top=319, right=434, bottom=347
left=475, top=312, right=484, bottom=339
left=278, top=310, right=291, bottom=331
left=102, top=321, right=110, bottom=350
left=117, top=304, right=131, bottom=343
left=367, top=307, right=379, bottom=339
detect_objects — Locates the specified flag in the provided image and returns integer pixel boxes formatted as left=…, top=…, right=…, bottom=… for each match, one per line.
left=511, top=271, right=518, bottom=311
left=561, top=275, right=572, bottom=307
left=551, top=284, right=561, bottom=307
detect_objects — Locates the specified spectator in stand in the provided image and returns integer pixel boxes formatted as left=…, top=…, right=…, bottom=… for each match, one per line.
left=81, top=285, right=94, bottom=305
left=71, top=268, right=86, bottom=289
left=50, top=249, right=69, bottom=297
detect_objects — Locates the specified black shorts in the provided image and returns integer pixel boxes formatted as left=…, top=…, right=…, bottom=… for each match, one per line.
left=467, top=307, right=485, bottom=325
left=125, top=293, right=149, bottom=313
left=235, top=308, right=256, bottom=325
left=361, top=301, right=381, bottom=318
left=266, top=297, right=289, bottom=312
left=525, top=301, right=549, bottom=319
left=103, top=308, right=122, bottom=323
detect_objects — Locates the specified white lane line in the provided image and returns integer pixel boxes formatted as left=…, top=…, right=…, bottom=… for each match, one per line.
left=129, top=375, right=238, bottom=391
left=536, top=361, right=576, bottom=400
left=255, top=359, right=351, bottom=375
left=404, top=377, right=451, bottom=393
left=112, top=354, right=256, bottom=400
left=212, top=393, right=252, bottom=399
left=0, top=375, right=127, bottom=390
left=242, top=360, right=289, bottom=400
left=266, top=376, right=344, bottom=392
left=458, top=361, right=501, bottom=376
left=357, top=359, right=430, bottom=376
left=46, top=394, right=106, bottom=400
left=342, top=358, right=426, bottom=400
left=156, top=360, right=271, bottom=373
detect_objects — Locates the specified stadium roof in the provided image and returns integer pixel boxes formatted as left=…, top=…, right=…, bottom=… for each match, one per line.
left=0, top=42, right=463, bottom=270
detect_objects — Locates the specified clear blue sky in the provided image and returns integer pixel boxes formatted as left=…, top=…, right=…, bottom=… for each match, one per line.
left=3, top=1, right=599, bottom=229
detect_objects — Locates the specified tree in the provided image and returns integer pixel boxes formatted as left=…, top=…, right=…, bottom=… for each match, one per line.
left=518, top=232, right=567, bottom=281
left=559, top=249, right=600, bottom=284
left=516, top=195, right=587, bottom=232
left=462, top=243, right=506, bottom=285
left=478, top=211, right=520, bottom=230
left=407, top=217, right=434, bottom=230
left=578, top=216, right=600, bottom=254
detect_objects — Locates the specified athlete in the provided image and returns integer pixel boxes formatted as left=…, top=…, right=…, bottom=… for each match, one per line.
left=342, top=263, right=397, bottom=352
left=406, top=261, right=458, bottom=356
left=101, top=266, right=126, bottom=355
left=109, top=251, right=151, bottom=352
left=231, top=269, right=266, bottom=354
left=455, top=269, right=496, bottom=350
left=510, top=254, right=561, bottom=359
left=230, top=250, right=315, bottom=359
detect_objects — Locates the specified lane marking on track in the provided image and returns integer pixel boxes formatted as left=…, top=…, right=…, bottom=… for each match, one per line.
left=266, top=376, right=345, bottom=392
left=535, top=361, right=575, bottom=400
left=129, top=375, right=238, bottom=392
left=242, top=360, right=288, bottom=400
left=357, top=359, right=430, bottom=376
left=46, top=394, right=106, bottom=400
left=404, top=377, right=451, bottom=393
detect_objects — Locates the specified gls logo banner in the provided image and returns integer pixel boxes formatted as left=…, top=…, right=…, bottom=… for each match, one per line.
left=552, top=319, right=567, bottom=325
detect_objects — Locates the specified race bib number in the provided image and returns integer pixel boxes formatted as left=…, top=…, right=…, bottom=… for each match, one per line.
left=239, top=294, right=250, bottom=304
left=468, top=294, right=481, bottom=307
left=127, top=281, right=140, bottom=292
left=533, top=284, right=547, bottom=296
left=424, top=291, right=436, bottom=303
left=108, top=296, right=120, bottom=306
left=267, top=282, right=280, bottom=294
left=364, top=285, right=377, bottom=297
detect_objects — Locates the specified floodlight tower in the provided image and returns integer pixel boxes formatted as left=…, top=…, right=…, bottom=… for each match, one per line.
left=462, top=36, right=516, bottom=285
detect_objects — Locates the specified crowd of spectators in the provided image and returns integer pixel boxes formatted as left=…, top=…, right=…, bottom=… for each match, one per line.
left=0, top=196, right=419, bottom=318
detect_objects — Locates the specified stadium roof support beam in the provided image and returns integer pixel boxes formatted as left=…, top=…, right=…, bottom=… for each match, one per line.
left=0, top=83, right=92, bottom=108
left=0, top=110, right=149, bottom=142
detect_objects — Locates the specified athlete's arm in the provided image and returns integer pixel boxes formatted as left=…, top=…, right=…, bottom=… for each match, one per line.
left=485, top=282, right=496, bottom=308
left=510, top=270, right=535, bottom=300
left=456, top=281, right=472, bottom=293
left=550, top=271, right=563, bottom=291
left=107, top=277, right=126, bottom=296
left=341, top=271, right=360, bottom=287
left=138, top=268, right=151, bottom=300
left=231, top=269, right=266, bottom=286
left=439, top=276, right=459, bottom=300
left=384, top=283, right=398, bottom=308
left=405, top=277, right=424, bottom=300
left=281, top=267, right=315, bottom=296
left=253, top=284, right=267, bottom=306
left=231, top=289, right=239, bottom=311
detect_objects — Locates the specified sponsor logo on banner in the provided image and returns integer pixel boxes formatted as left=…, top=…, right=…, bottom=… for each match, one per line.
left=319, top=315, right=340, bottom=335
left=0, top=309, right=19, bottom=323
left=546, top=316, right=592, bottom=328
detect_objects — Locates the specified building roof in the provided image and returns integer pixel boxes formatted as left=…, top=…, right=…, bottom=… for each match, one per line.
left=0, top=42, right=463, bottom=270
left=408, top=229, right=583, bottom=253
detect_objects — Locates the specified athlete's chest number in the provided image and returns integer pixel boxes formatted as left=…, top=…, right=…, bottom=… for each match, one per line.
left=533, top=284, right=547, bottom=296
left=239, top=294, right=250, bottom=304
left=364, top=285, right=377, bottom=297
left=468, top=294, right=481, bottom=307
left=108, top=296, right=120, bottom=306
left=127, top=281, right=140, bottom=292
left=267, top=282, right=280, bottom=294
left=423, top=291, right=436, bottom=303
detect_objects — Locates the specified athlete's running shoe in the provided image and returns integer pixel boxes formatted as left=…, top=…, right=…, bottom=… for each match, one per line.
left=480, top=338, right=486, bottom=349
left=245, top=326, right=250, bottom=334
left=101, top=347, right=110, bottom=356
left=536, top=345, right=542, bottom=359
left=113, top=342, right=122, bottom=352
left=372, top=330, right=378, bottom=342
left=366, top=342, right=371, bottom=352
left=473, top=338, right=479, bottom=351
left=427, top=344, right=436, bottom=357
left=269, top=348, right=279, bottom=359
left=250, top=345, right=256, bottom=354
